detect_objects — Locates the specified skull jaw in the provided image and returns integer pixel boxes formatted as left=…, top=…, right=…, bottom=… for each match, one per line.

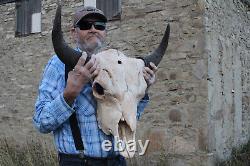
left=97, top=116, right=136, bottom=158
left=116, top=120, right=136, bottom=158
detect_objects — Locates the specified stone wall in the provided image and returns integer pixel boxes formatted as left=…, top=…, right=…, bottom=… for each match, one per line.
left=0, top=0, right=83, bottom=141
left=0, top=0, right=249, bottom=165
left=205, top=0, right=250, bottom=161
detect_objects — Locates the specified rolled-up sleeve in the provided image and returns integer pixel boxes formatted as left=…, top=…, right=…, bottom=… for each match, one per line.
left=137, top=93, right=149, bottom=120
left=33, top=59, right=74, bottom=133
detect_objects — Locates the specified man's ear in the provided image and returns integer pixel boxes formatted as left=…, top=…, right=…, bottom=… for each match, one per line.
left=70, top=27, right=77, bottom=42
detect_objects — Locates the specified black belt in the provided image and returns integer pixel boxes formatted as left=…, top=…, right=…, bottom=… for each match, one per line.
left=59, top=153, right=120, bottom=160
left=58, top=153, right=124, bottom=166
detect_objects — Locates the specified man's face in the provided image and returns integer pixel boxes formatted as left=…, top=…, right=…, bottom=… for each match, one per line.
left=73, top=17, right=106, bottom=53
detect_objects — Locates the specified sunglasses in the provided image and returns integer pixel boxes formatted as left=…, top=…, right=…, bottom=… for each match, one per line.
left=76, top=21, right=106, bottom=31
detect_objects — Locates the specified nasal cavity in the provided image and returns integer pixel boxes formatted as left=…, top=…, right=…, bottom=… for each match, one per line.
left=118, top=60, right=122, bottom=64
left=93, top=82, right=104, bottom=95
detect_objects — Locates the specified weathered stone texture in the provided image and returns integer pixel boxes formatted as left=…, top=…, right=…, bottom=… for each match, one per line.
left=0, top=0, right=249, bottom=165
left=205, top=0, right=250, bottom=161
left=0, top=0, right=83, bottom=141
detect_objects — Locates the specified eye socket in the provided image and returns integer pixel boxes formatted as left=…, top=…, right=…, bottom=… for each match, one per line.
left=93, top=82, right=104, bottom=96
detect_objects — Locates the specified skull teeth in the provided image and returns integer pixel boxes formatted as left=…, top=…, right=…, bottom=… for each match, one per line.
left=121, top=117, right=125, bottom=121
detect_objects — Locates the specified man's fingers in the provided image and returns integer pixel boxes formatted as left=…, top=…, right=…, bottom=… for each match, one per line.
left=73, top=65, right=79, bottom=72
left=85, top=57, right=96, bottom=69
left=143, top=74, right=150, bottom=83
left=73, top=55, right=87, bottom=74
left=92, top=68, right=100, bottom=78
left=68, top=71, right=74, bottom=77
left=73, top=57, right=97, bottom=76
left=89, top=61, right=98, bottom=74
left=149, top=62, right=158, bottom=72
left=76, top=55, right=87, bottom=67
left=150, top=62, right=158, bottom=72
left=70, top=70, right=80, bottom=78
left=143, top=70, right=150, bottom=80
left=144, top=67, right=155, bottom=77
left=143, top=63, right=157, bottom=88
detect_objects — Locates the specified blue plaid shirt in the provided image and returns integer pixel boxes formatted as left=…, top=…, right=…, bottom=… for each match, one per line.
left=33, top=55, right=149, bottom=157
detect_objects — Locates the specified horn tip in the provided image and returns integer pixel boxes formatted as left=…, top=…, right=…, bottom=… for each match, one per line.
left=166, top=24, right=170, bottom=32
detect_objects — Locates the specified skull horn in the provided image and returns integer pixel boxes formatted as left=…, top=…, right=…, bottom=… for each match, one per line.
left=52, top=3, right=82, bottom=69
left=143, top=24, right=170, bottom=67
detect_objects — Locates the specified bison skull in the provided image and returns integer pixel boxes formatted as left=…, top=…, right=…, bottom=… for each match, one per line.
left=92, top=49, right=147, bottom=157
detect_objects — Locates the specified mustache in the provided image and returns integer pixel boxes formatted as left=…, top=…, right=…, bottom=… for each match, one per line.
left=86, top=32, right=103, bottom=40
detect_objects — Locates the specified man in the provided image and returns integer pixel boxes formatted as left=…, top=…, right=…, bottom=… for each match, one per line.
left=33, top=5, right=157, bottom=166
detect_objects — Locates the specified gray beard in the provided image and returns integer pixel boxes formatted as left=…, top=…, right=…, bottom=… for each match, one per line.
left=78, top=39, right=106, bottom=56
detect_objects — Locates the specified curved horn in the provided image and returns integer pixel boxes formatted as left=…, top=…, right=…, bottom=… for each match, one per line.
left=143, top=24, right=170, bottom=67
left=52, top=3, right=82, bottom=69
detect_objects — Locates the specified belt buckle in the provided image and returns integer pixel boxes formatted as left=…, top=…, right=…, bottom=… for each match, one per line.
left=78, top=150, right=85, bottom=159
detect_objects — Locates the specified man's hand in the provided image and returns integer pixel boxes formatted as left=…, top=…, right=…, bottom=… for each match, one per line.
left=63, top=55, right=99, bottom=105
left=143, top=62, right=158, bottom=92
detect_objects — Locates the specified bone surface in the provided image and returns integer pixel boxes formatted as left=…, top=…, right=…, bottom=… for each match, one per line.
left=92, top=49, right=147, bottom=158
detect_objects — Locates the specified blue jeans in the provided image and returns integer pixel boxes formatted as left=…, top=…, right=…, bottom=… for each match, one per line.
left=58, top=153, right=127, bottom=166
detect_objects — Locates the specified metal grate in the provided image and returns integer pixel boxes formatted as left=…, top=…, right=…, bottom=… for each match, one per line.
left=15, top=0, right=41, bottom=36
left=96, top=0, right=121, bottom=21
left=15, top=0, right=30, bottom=36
